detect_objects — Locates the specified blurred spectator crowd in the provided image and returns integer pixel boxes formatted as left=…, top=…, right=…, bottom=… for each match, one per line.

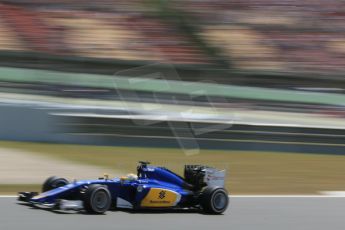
left=173, top=0, right=345, bottom=74
left=0, top=0, right=345, bottom=74
left=0, top=0, right=210, bottom=65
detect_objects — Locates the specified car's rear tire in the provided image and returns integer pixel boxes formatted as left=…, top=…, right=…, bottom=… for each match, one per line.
left=83, top=184, right=111, bottom=214
left=200, top=186, right=229, bottom=214
left=42, top=176, right=69, bottom=192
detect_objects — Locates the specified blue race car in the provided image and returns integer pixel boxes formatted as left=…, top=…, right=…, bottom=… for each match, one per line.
left=18, top=162, right=229, bottom=214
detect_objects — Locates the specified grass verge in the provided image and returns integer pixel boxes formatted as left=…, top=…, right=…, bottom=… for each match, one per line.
left=1, top=141, right=345, bottom=194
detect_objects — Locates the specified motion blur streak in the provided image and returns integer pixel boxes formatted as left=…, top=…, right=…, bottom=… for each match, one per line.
left=0, top=3, right=345, bottom=230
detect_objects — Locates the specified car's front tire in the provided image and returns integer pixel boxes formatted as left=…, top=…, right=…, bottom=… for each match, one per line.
left=200, top=186, right=229, bottom=214
left=83, top=184, right=111, bottom=214
left=42, top=176, right=69, bottom=192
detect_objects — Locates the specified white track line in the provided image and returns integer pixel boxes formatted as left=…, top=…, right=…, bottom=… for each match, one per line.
left=319, top=191, right=345, bottom=197
left=232, top=195, right=340, bottom=198
left=233, top=192, right=345, bottom=198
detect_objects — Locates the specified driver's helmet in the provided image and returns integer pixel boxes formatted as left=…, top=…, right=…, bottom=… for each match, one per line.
left=127, top=173, right=138, bottom=181
left=120, top=173, right=138, bottom=182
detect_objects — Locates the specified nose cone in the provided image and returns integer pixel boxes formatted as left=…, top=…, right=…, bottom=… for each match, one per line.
left=31, top=184, right=74, bottom=203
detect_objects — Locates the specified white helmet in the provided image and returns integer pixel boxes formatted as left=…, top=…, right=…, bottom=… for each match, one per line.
left=126, top=173, right=138, bottom=181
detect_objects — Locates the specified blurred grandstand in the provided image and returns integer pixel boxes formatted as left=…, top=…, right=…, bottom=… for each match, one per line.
left=0, top=1, right=211, bottom=65
left=0, top=0, right=344, bottom=75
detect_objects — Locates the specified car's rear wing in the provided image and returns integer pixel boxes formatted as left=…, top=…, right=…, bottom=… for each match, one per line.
left=202, top=167, right=226, bottom=187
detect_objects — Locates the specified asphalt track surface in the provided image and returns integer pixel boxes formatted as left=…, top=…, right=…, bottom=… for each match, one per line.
left=1, top=197, right=345, bottom=230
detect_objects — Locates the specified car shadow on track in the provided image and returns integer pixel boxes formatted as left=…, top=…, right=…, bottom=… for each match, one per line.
left=117, top=208, right=201, bottom=215
left=17, top=202, right=79, bottom=215
left=17, top=202, right=220, bottom=215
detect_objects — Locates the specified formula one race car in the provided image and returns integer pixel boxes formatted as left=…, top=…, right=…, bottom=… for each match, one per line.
left=18, top=162, right=229, bottom=214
